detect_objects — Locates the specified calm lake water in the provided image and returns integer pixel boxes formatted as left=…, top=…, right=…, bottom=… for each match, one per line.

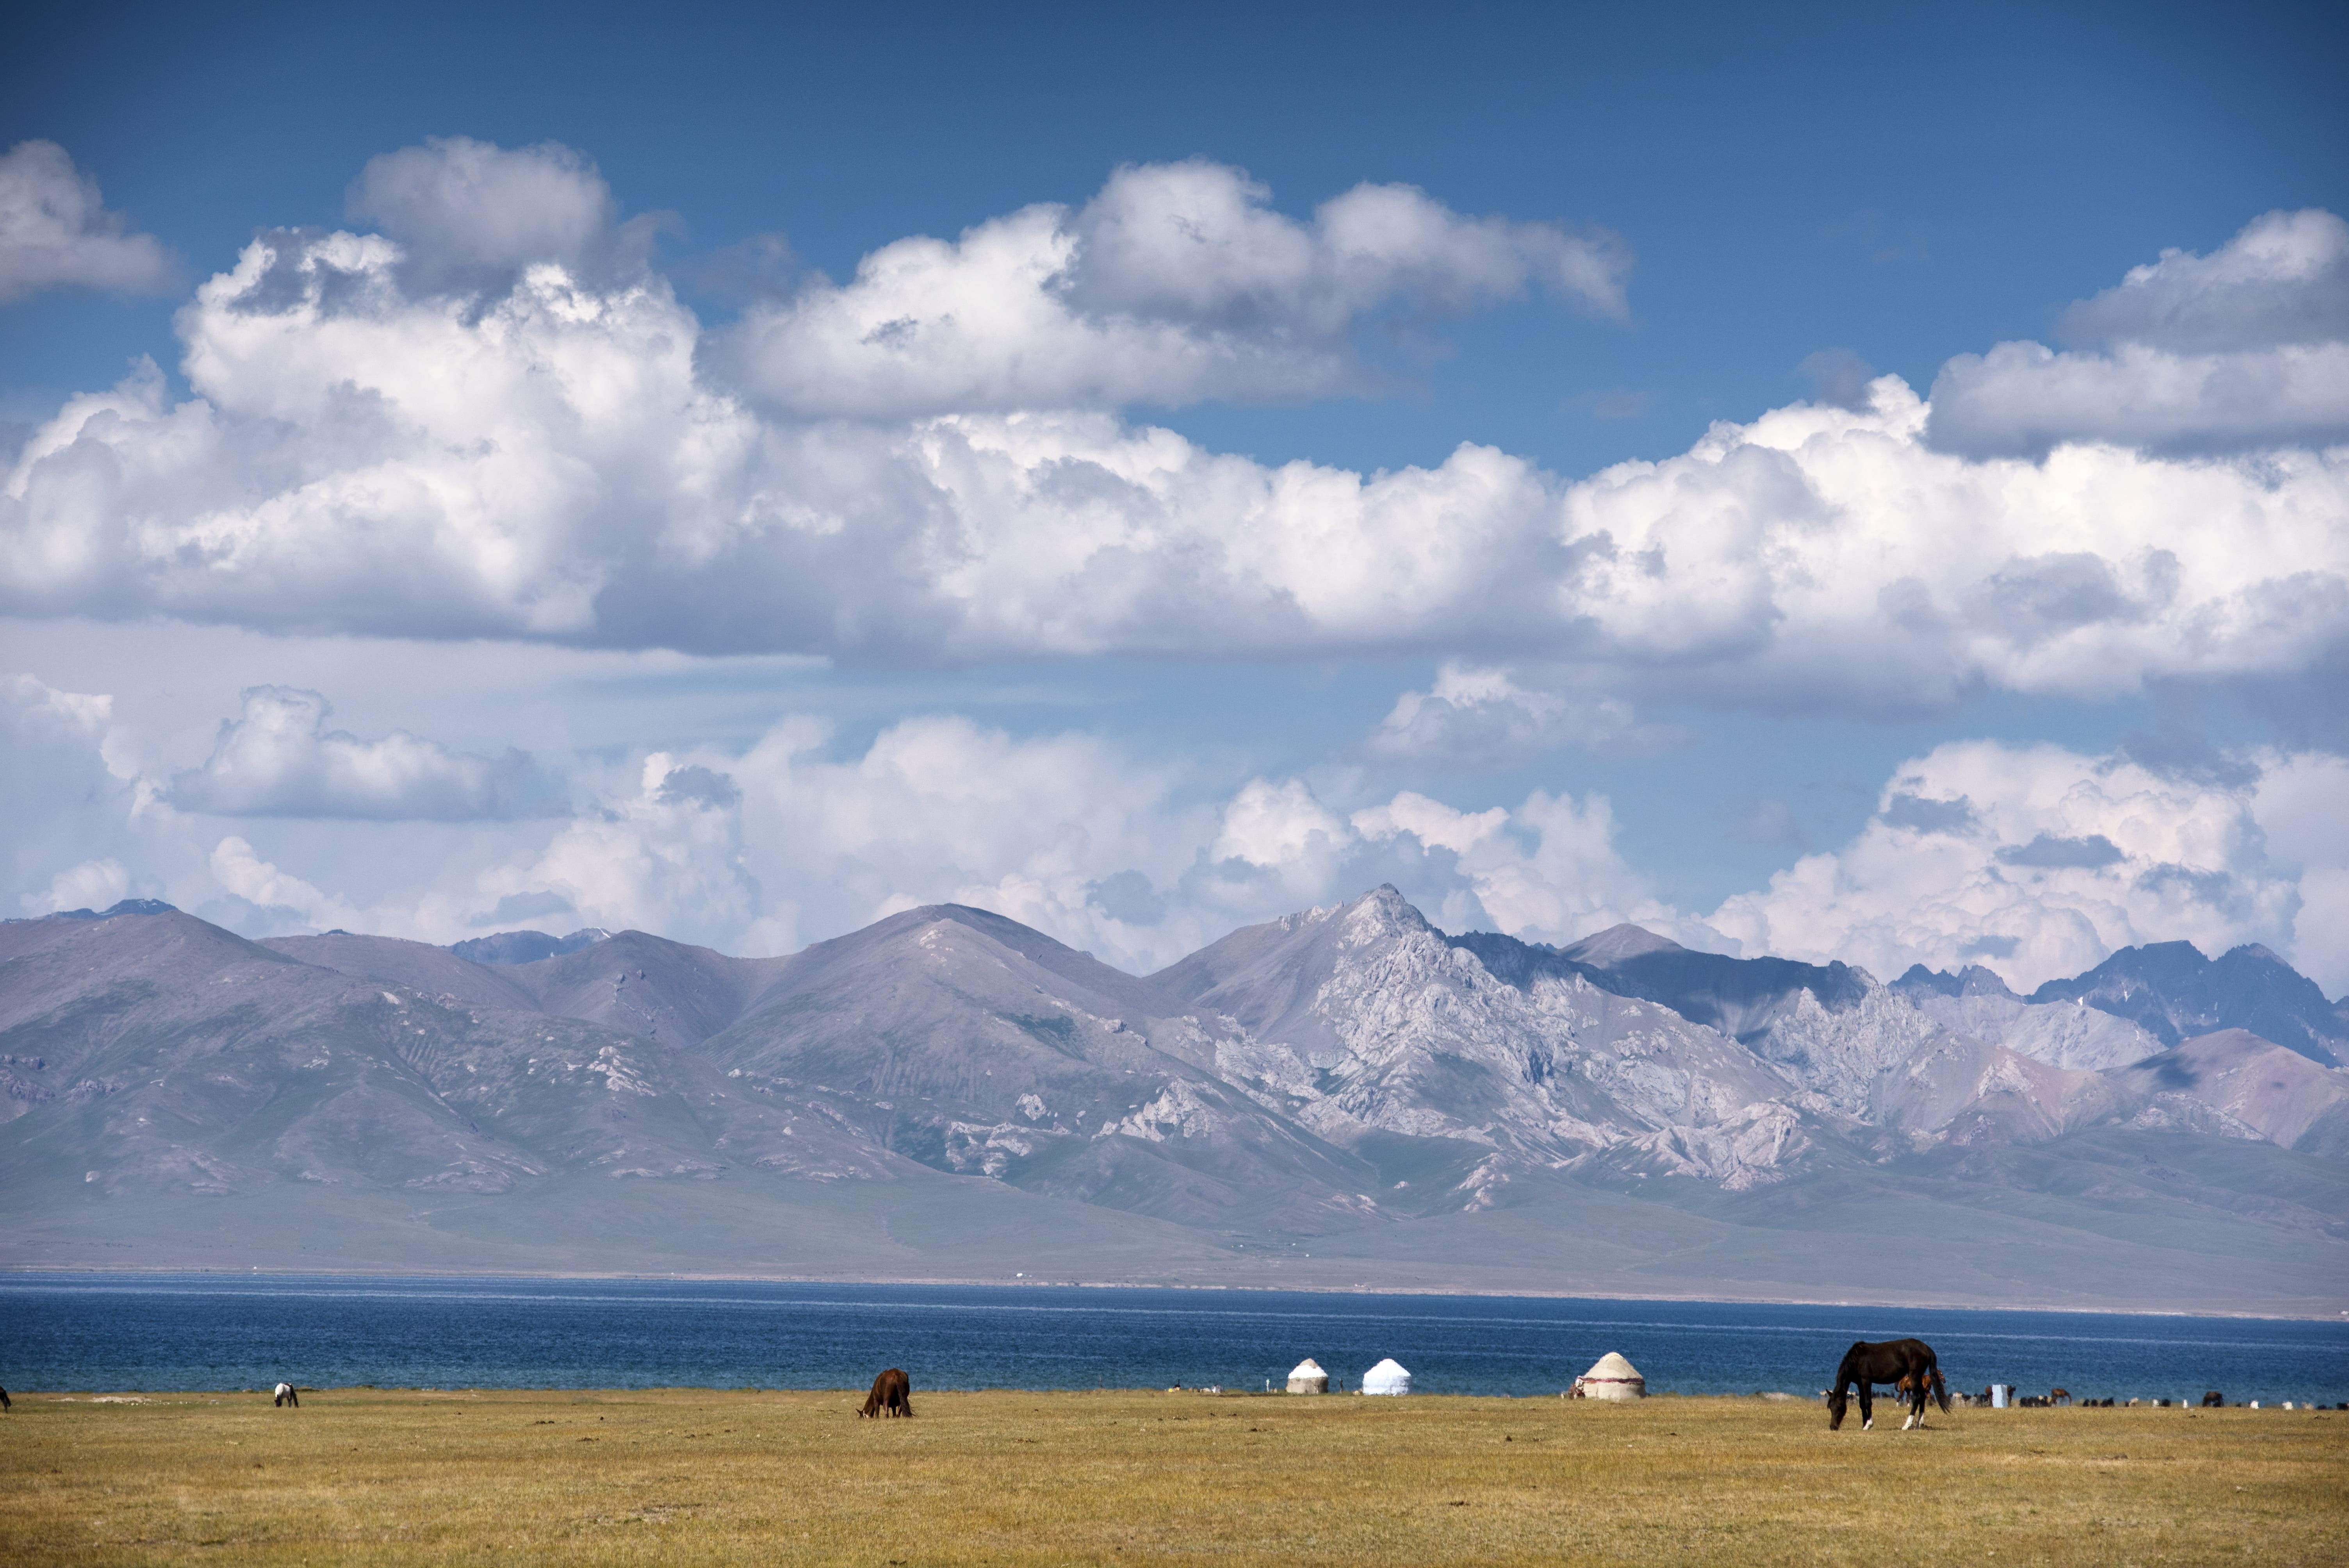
left=4, top=1274, right=2345, bottom=1405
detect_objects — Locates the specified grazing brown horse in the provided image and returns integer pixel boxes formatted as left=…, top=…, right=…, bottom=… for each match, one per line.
left=1827, top=1339, right=1948, bottom=1431
left=859, top=1367, right=913, bottom=1418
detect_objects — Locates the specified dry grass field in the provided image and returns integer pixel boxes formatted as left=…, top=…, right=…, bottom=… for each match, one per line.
left=2, top=1386, right=2343, bottom=1565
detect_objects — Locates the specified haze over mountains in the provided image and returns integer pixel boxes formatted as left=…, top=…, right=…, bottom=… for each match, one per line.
left=5, top=892, right=2345, bottom=1315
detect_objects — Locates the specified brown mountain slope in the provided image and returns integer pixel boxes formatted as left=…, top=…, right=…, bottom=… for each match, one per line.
left=702, top=904, right=1382, bottom=1230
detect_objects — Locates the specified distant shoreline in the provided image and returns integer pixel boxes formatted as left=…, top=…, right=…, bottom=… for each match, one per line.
left=4, top=1265, right=2340, bottom=1322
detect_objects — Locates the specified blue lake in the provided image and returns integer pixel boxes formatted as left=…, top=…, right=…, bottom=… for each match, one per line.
left=3, top=1274, right=2345, bottom=1405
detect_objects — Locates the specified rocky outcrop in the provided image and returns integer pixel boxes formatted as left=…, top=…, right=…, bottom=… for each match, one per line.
left=1894, top=985, right=2166, bottom=1072
left=1157, top=887, right=1846, bottom=1191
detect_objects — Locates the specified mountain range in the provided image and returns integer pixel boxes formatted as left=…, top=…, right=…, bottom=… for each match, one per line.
left=4, top=891, right=2345, bottom=1316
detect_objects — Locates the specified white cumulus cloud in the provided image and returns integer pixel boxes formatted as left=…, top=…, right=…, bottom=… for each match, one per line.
left=718, top=159, right=1631, bottom=418
left=14, top=306, right=2342, bottom=719
left=1353, top=786, right=1690, bottom=948
left=0, top=141, right=175, bottom=303
left=1368, top=662, right=1677, bottom=766
left=3, top=674, right=148, bottom=910
left=2061, top=208, right=2349, bottom=352
left=10, top=660, right=2344, bottom=996
left=208, top=835, right=357, bottom=931
left=1928, top=209, right=2349, bottom=456
left=168, top=686, right=551, bottom=820
left=3, top=229, right=749, bottom=640
left=470, top=751, right=762, bottom=952
left=1554, top=381, right=2349, bottom=715
left=186, top=714, right=1681, bottom=971
left=1708, top=738, right=2348, bottom=994
left=345, top=136, right=652, bottom=294
left=29, top=857, right=130, bottom=916
left=2, top=147, right=2345, bottom=769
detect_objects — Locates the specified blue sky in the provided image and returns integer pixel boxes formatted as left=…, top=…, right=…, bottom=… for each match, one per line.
left=4, top=1, right=2347, bottom=990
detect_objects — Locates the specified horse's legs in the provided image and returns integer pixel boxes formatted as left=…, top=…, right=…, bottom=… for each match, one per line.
left=1859, top=1380, right=1873, bottom=1430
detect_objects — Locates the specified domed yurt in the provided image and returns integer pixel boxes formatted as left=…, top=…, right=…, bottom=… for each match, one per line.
left=1570, top=1352, right=1646, bottom=1401
left=1286, top=1358, right=1330, bottom=1394
left=1361, top=1358, right=1412, bottom=1396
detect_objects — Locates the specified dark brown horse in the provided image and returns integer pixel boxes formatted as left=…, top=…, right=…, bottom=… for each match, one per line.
left=859, top=1367, right=913, bottom=1418
left=1827, top=1339, right=1948, bottom=1431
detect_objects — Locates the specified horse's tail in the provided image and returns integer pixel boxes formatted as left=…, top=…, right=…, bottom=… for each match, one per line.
left=1931, top=1366, right=1950, bottom=1413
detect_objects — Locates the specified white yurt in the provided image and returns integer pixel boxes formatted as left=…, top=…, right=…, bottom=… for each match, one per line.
left=1570, top=1351, right=1646, bottom=1401
left=1360, top=1358, right=1412, bottom=1396
left=1286, top=1357, right=1330, bottom=1394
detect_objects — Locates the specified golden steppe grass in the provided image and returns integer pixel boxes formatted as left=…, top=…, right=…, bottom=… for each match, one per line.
left=2, top=1386, right=2343, bottom=1565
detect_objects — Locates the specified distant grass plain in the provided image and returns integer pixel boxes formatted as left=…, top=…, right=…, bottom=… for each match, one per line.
left=3, top=1386, right=2344, bottom=1565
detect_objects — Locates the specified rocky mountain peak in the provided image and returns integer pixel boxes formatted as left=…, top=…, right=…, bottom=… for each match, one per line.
left=448, top=927, right=610, bottom=966
left=2030, top=937, right=2343, bottom=1066
left=1558, top=922, right=1685, bottom=968
left=1893, top=962, right=2020, bottom=1001
left=1341, top=884, right=1435, bottom=939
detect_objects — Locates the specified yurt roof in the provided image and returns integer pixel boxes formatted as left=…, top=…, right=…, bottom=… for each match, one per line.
left=1583, top=1351, right=1643, bottom=1381
left=1289, top=1358, right=1325, bottom=1377
left=1364, top=1358, right=1408, bottom=1378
